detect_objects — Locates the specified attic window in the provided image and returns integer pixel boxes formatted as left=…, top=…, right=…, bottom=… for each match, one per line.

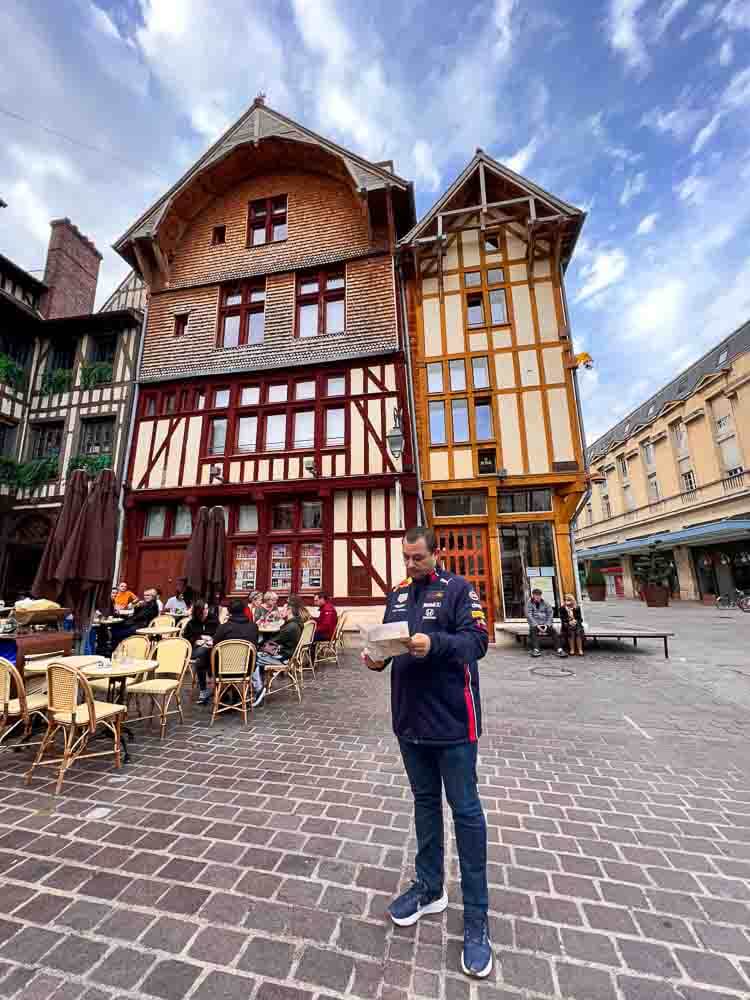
left=174, top=313, right=188, bottom=337
left=648, top=405, right=655, bottom=415
left=718, top=349, right=728, bottom=365
left=247, top=195, right=287, bottom=246
left=212, top=225, right=226, bottom=246
left=677, top=377, right=688, bottom=394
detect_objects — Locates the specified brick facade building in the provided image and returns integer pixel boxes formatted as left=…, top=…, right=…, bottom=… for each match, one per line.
left=114, top=99, right=418, bottom=604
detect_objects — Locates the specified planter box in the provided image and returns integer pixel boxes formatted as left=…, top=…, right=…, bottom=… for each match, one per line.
left=644, top=584, right=670, bottom=608
left=587, top=585, right=606, bottom=602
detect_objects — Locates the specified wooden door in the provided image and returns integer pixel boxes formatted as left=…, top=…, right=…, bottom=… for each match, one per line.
left=435, top=527, right=493, bottom=632
left=137, top=548, right=185, bottom=600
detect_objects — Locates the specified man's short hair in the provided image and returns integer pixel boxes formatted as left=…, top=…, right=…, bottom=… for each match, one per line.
left=317, top=591, right=329, bottom=601
left=531, top=588, right=543, bottom=596
left=404, top=525, right=438, bottom=552
left=229, top=598, right=246, bottom=617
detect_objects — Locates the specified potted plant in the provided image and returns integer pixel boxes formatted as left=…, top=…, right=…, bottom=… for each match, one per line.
left=633, top=547, right=672, bottom=607
left=586, top=566, right=607, bottom=602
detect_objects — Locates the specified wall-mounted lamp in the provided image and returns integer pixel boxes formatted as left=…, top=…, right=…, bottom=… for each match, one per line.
left=386, top=408, right=405, bottom=461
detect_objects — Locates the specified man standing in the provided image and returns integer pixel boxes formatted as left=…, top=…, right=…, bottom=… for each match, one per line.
left=525, top=587, right=566, bottom=658
left=364, top=526, right=492, bottom=979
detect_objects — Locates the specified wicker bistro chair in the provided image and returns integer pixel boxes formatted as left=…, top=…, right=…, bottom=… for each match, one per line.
left=314, top=612, right=348, bottom=668
left=210, top=640, right=256, bottom=726
left=89, top=634, right=153, bottom=699
left=296, top=619, right=318, bottom=686
left=126, top=638, right=191, bottom=739
left=265, top=621, right=315, bottom=703
left=25, top=662, right=125, bottom=794
left=0, top=657, right=48, bottom=751
left=151, top=614, right=176, bottom=628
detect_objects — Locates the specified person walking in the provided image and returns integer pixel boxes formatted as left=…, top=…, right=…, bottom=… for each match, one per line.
left=525, top=587, right=566, bottom=658
left=364, top=525, right=492, bottom=979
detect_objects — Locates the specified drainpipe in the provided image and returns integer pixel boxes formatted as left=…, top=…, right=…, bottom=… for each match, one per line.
left=112, top=299, right=148, bottom=584
left=560, top=269, right=591, bottom=604
left=396, top=255, right=427, bottom=524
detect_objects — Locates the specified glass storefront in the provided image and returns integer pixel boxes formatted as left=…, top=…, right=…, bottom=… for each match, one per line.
left=500, top=522, right=559, bottom=618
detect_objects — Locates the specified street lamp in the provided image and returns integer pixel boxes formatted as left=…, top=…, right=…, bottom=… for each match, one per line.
left=386, top=409, right=405, bottom=529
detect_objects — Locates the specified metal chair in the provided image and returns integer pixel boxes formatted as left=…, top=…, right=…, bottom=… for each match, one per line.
left=126, top=637, right=191, bottom=739
left=210, top=640, right=256, bottom=726
left=314, top=612, right=348, bottom=668
left=25, top=662, right=125, bottom=794
left=0, top=657, right=48, bottom=752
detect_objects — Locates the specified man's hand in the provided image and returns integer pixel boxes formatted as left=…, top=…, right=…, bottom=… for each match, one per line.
left=407, top=633, right=432, bottom=659
left=362, top=651, right=386, bottom=671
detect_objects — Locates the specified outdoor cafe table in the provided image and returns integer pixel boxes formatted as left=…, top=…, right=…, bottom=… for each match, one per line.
left=136, top=625, right=181, bottom=639
left=24, top=654, right=158, bottom=705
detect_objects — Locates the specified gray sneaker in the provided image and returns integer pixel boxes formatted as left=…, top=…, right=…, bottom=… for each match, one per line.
left=530, top=649, right=541, bottom=658
left=197, top=689, right=211, bottom=705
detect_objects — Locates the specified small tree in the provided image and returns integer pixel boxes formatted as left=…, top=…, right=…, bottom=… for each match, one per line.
left=633, top=547, right=672, bottom=587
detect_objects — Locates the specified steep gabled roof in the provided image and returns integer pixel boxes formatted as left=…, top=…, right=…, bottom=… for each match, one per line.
left=400, top=150, right=585, bottom=261
left=588, top=318, right=750, bottom=463
left=115, top=99, right=411, bottom=252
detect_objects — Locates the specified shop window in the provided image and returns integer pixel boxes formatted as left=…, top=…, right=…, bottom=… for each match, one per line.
left=174, top=313, right=188, bottom=338
left=211, top=225, right=226, bottom=246
left=475, top=399, right=493, bottom=441
left=449, top=359, right=466, bottom=391
left=300, top=543, right=323, bottom=590
left=232, top=544, right=257, bottom=591
left=302, top=501, right=322, bottom=529
left=237, top=416, right=257, bottom=453
left=427, top=363, right=443, bottom=393
left=489, top=289, right=507, bottom=325
left=478, top=449, right=496, bottom=474
left=498, top=489, right=552, bottom=513
left=429, top=401, right=446, bottom=445
left=272, top=503, right=294, bottom=531
left=266, top=413, right=287, bottom=451
left=240, top=385, right=260, bottom=405
left=144, top=506, right=167, bottom=538
left=270, top=543, right=293, bottom=591
left=500, top=522, right=558, bottom=619
left=467, top=293, right=484, bottom=327
left=297, top=269, right=345, bottom=337
left=472, top=356, right=490, bottom=389
left=464, top=271, right=481, bottom=287
left=80, top=417, right=114, bottom=455
left=452, top=399, right=470, bottom=443
left=326, top=408, right=345, bottom=446
left=173, top=505, right=192, bottom=536
left=434, top=493, right=487, bottom=517
left=268, top=384, right=287, bottom=403
left=350, top=564, right=371, bottom=597
left=219, top=281, right=265, bottom=348
left=29, top=422, right=63, bottom=462
left=294, top=411, right=315, bottom=449
left=247, top=194, right=287, bottom=246
left=327, top=376, right=346, bottom=396
left=208, top=417, right=227, bottom=455
left=214, top=388, right=230, bottom=408
left=296, top=380, right=316, bottom=400
left=238, top=504, right=258, bottom=532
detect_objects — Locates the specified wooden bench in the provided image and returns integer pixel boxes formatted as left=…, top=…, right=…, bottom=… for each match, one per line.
left=499, top=623, right=675, bottom=659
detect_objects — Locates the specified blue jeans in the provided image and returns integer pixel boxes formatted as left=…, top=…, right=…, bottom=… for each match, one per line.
left=399, top=739, right=488, bottom=915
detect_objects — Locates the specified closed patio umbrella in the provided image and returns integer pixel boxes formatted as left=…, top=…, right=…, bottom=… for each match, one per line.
left=32, top=469, right=89, bottom=599
left=182, top=506, right=209, bottom=600
left=205, top=506, right=227, bottom=600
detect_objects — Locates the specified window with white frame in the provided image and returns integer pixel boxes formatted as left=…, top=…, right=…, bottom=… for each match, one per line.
left=642, top=441, right=655, bottom=467
left=647, top=472, right=660, bottom=502
left=617, top=455, right=629, bottom=480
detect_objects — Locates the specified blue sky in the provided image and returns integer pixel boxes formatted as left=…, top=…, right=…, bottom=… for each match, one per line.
left=2, top=1, right=750, bottom=444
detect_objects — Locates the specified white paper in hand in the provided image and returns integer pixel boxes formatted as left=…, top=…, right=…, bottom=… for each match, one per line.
left=360, top=621, right=410, bottom=659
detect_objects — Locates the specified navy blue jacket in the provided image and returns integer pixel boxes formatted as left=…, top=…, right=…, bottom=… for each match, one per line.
left=378, top=569, right=488, bottom=745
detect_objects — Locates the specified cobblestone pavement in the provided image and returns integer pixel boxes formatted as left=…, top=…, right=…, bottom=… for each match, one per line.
left=2, top=603, right=750, bottom=1000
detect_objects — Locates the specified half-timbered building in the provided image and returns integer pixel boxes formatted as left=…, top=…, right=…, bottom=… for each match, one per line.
left=0, top=218, right=144, bottom=598
left=114, top=99, right=418, bottom=604
left=400, top=152, right=588, bottom=630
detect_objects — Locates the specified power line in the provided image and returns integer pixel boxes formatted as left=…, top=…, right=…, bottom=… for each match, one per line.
left=0, top=106, right=167, bottom=180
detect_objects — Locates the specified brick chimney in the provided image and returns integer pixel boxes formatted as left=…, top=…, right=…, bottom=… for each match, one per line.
left=41, top=218, right=102, bottom=319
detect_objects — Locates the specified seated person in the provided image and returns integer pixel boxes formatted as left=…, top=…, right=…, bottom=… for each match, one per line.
left=113, top=581, right=137, bottom=611
left=525, top=588, right=566, bottom=658
left=111, top=588, right=160, bottom=644
left=560, top=593, right=585, bottom=656
left=247, top=591, right=265, bottom=622
left=164, top=590, right=188, bottom=615
left=252, top=598, right=304, bottom=708
left=194, top=598, right=258, bottom=705
left=260, top=591, right=282, bottom=622
left=155, top=588, right=164, bottom=613
left=313, top=591, right=338, bottom=643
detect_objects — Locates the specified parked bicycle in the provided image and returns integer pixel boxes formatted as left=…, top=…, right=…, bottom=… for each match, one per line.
left=715, top=589, right=750, bottom=611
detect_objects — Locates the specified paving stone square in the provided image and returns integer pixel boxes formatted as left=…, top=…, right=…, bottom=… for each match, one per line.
left=1, top=601, right=750, bottom=998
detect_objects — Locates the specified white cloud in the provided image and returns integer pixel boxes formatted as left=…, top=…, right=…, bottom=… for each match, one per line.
left=719, top=38, right=734, bottom=65
left=680, top=3, right=719, bottom=41
left=625, top=278, right=686, bottom=339
left=636, top=212, right=658, bottom=234
left=413, top=140, right=440, bottom=192
left=620, top=171, right=646, bottom=205
left=575, top=248, right=628, bottom=303
left=675, top=169, right=711, bottom=204
left=8, top=143, right=79, bottom=184
left=494, top=0, right=517, bottom=60
left=720, top=0, right=750, bottom=30
left=723, top=65, right=750, bottom=108
left=653, top=0, right=689, bottom=38
left=505, top=137, right=539, bottom=174
left=641, top=102, right=704, bottom=139
left=90, top=3, right=120, bottom=39
left=692, top=112, right=722, bottom=153
left=588, top=111, right=643, bottom=164
left=608, top=0, right=649, bottom=73
left=6, top=180, right=54, bottom=245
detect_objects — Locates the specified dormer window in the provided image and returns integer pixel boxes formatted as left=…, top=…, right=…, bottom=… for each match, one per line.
left=211, top=225, right=226, bottom=246
left=247, top=195, right=287, bottom=246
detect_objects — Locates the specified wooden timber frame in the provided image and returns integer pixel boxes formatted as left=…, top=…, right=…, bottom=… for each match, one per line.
left=399, top=150, right=592, bottom=624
